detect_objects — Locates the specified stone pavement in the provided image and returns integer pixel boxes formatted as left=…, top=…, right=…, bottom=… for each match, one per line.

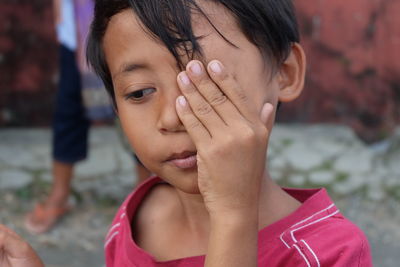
left=0, top=125, right=400, bottom=267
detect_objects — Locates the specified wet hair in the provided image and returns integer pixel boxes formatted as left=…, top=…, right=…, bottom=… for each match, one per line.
left=86, top=0, right=299, bottom=105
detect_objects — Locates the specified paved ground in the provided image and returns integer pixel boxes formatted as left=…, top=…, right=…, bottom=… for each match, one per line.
left=0, top=125, right=400, bottom=266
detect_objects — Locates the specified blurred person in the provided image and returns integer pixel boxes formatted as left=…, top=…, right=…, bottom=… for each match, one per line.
left=24, top=0, right=150, bottom=235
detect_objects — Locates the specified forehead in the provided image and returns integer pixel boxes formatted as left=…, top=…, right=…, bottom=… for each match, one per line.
left=103, top=9, right=170, bottom=77
left=105, top=1, right=238, bottom=39
left=102, top=3, right=242, bottom=75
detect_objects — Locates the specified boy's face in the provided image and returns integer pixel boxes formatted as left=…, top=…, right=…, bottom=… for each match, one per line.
left=103, top=3, right=295, bottom=193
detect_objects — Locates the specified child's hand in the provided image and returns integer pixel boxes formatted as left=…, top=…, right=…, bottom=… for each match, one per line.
left=176, top=60, right=274, bottom=219
left=0, top=224, right=44, bottom=267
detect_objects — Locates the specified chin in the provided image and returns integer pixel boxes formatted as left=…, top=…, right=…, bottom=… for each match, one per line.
left=175, top=169, right=202, bottom=194
left=182, top=182, right=201, bottom=194
left=160, top=167, right=201, bottom=194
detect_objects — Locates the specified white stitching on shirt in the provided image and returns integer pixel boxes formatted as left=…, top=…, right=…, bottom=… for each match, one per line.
left=104, top=231, right=119, bottom=249
left=279, top=204, right=336, bottom=248
left=290, top=210, right=340, bottom=243
left=279, top=203, right=339, bottom=267
left=294, top=244, right=311, bottom=267
left=301, top=239, right=320, bottom=267
left=292, top=204, right=335, bottom=229
left=106, top=223, right=120, bottom=239
left=280, top=234, right=291, bottom=249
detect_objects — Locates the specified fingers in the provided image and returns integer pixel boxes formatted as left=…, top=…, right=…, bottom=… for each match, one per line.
left=175, top=95, right=211, bottom=145
left=177, top=71, right=226, bottom=135
left=260, top=103, right=274, bottom=127
left=205, top=60, right=259, bottom=123
left=182, top=61, right=242, bottom=125
left=176, top=59, right=269, bottom=145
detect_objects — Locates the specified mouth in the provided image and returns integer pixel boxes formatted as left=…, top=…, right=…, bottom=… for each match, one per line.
left=165, top=151, right=197, bottom=169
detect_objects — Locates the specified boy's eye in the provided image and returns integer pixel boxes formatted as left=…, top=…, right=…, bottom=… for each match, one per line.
left=125, top=88, right=156, bottom=101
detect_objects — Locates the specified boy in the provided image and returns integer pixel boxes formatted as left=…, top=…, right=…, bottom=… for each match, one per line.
left=1, top=0, right=372, bottom=266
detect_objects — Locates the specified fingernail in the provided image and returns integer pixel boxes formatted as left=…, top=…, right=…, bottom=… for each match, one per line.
left=209, top=61, right=222, bottom=74
left=189, top=61, right=202, bottom=75
left=179, top=72, right=190, bottom=85
left=177, top=95, right=187, bottom=107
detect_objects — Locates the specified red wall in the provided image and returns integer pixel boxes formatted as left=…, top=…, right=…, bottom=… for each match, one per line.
left=279, top=0, right=400, bottom=143
left=1, top=0, right=399, bottom=142
left=0, top=0, right=57, bottom=126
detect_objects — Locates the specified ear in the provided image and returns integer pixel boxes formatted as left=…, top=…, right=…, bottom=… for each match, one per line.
left=277, top=43, right=306, bottom=102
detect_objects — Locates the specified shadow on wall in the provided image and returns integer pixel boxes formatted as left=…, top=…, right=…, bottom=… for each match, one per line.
left=1, top=0, right=399, bottom=144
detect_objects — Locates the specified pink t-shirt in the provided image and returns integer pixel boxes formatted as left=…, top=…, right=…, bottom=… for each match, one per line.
left=105, top=177, right=372, bottom=267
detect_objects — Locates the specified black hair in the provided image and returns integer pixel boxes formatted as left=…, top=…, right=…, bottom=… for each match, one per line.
left=87, top=0, right=299, bottom=105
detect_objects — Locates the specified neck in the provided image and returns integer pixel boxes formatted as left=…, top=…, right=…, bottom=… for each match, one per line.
left=175, top=188, right=210, bottom=235
left=257, top=170, right=301, bottom=229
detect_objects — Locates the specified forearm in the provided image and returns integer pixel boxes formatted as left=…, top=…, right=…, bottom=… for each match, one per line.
left=205, top=211, right=259, bottom=267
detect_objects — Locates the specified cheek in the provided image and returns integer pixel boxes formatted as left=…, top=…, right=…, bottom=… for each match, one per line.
left=117, top=104, right=162, bottom=166
left=119, top=113, right=158, bottom=170
left=234, top=60, right=271, bottom=108
left=118, top=106, right=151, bottom=148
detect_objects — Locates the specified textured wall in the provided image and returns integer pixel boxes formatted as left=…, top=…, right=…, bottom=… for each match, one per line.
left=0, top=0, right=57, bottom=126
left=278, top=0, right=400, bottom=143
left=1, top=0, right=399, bottom=142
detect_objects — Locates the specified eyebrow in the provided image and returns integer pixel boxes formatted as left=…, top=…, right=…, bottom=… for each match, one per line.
left=113, top=62, right=148, bottom=79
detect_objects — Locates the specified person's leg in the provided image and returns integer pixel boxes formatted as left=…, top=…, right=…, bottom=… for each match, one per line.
left=24, top=161, right=75, bottom=234
left=49, top=43, right=89, bottom=205
left=46, top=160, right=74, bottom=207
left=25, top=45, right=89, bottom=234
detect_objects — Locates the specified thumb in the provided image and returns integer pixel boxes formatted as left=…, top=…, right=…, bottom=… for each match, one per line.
left=260, top=103, right=274, bottom=127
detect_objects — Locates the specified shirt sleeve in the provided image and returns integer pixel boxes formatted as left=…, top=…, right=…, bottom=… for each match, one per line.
left=293, top=221, right=373, bottom=267
left=277, top=219, right=373, bottom=267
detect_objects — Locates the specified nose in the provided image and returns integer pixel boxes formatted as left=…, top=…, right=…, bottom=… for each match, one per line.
left=157, top=87, right=186, bottom=133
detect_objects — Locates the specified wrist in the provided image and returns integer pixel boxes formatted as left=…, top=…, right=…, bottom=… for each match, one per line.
left=209, top=208, right=259, bottom=230
left=205, top=209, right=259, bottom=267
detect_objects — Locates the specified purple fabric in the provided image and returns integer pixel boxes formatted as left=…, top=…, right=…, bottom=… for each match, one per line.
left=73, top=0, right=114, bottom=120
left=73, top=0, right=94, bottom=73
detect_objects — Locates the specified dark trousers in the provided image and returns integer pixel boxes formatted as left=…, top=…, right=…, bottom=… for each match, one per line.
left=52, top=45, right=90, bottom=164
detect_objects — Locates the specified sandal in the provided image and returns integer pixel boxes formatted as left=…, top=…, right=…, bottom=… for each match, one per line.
left=24, top=203, right=71, bottom=234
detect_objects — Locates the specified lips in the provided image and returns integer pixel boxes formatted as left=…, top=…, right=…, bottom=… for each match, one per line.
left=166, top=151, right=197, bottom=169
